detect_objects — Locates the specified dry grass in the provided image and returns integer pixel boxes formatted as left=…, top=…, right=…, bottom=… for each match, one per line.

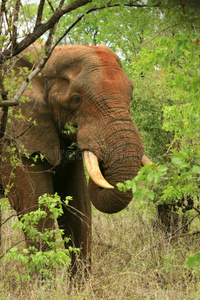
left=0, top=199, right=200, bottom=300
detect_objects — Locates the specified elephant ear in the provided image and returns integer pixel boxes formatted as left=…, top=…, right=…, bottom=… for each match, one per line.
left=7, top=73, right=61, bottom=166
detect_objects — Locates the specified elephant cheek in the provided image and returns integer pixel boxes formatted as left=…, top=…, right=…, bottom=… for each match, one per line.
left=77, top=125, right=103, bottom=159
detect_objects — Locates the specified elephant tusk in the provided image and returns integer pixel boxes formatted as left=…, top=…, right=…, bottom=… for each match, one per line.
left=141, top=154, right=153, bottom=166
left=84, top=150, right=114, bottom=189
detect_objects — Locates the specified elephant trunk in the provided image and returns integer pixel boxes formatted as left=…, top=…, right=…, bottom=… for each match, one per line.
left=83, top=122, right=144, bottom=213
left=85, top=150, right=154, bottom=213
left=87, top=151, right=140, bottom=213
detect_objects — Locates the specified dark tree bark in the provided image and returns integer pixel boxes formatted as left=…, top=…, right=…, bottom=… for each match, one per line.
left=157, top=195, right=194, bottom=233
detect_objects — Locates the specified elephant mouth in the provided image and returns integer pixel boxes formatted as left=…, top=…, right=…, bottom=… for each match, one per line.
left=83, top=150, right=153, bottom=190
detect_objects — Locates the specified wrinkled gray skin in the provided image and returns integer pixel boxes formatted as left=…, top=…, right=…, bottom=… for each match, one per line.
left=0, top=44, right=144, bottom=273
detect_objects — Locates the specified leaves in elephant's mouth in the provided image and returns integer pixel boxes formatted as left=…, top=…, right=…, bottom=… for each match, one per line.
left=64, top=123, right=78, bottom=135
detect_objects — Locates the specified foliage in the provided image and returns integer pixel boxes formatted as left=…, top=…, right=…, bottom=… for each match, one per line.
left=119, top=30, right=200, bottom=191
left=56, top=4, right=158, bottom=54
left=118, top=26, right=200, bottom=266
left=3, top=193, right=78, bottom=281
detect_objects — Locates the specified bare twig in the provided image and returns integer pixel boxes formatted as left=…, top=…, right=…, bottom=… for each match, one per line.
left=0, top=77, right=10, bottom=140
left=0, top=0, right=7, bottom=38
left=12, top=0, right=20, bottom=48
left=169, top=230, right=200, bottom=242
left=35, top=0, right=45, bottom=27
left=0, top=106, right=8, bottom=140
left=0, top=203, right=41, bottom=229
left=52, top=13, right=85, bottom=47
left=0, top=100, right=19, bottom=107
left=193, top=206, right=200, bottom=214
left=0, top=239, right=27, bottom=259
left=0, top=212, right=19, bottom=228
left=15, top=122, right=35, bottom=139
left=169, top=213, right=200, bottom=238
left=9, top=53, right=50, bottom=105
left=44, top=0, right=65, bottom=53
left=47, top=0, right=55, bottom=13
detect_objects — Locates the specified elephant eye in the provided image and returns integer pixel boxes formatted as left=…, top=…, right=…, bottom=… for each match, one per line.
left=71, top=94, right=82, bottom=105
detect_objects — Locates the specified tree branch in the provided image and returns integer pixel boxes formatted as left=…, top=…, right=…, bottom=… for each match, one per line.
left=35, top=0, right=45, bottom=27
left=0, top=0, right=7, bottom=38
left=0, top=106, right=8, bottom=140
left=6, top=1, right=68, bottom=105
left=45, top=0, right=65, bottom=53
left=0, top=76, right=9, bottom=141
left=0, top=0, right=162, bottom=65
left=47, top=0, right=55, bottom=13
left=12, top=0, right=21, bottom=48
left=0, top=100, right=19, bottom=107
left=0, top=0, right=91, bottom=64
left=193, top=206, right=200, bottom=214
left=169, top=231, right=200, bottom=242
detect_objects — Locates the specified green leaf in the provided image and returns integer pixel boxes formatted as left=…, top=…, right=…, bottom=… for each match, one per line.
left=132, top=182, right=136, bottom=194
left=172, top=157, right=189, bottom=169
left=192, top=166, right=200, bottom=174
left=186, top=252, right=200, bottom=268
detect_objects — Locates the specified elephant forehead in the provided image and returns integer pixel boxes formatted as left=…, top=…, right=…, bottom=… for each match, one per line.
left=43, top=45, right=123, bottom=78
left=43, top=45, right=133, bottom=97
left=43, top=46, right=99, bottom=77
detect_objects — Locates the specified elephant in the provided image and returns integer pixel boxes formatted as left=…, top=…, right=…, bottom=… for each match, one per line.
left=0, top=43, right=151, bottom=273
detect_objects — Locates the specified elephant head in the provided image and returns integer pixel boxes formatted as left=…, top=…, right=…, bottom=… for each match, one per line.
left=5, top=44, right=149, bottom=214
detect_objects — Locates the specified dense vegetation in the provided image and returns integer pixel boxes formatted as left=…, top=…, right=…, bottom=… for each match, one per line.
left=0, top=0, right=200, bottom=298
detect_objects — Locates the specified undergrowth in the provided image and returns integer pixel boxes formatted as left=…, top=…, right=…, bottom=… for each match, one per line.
left=0, top=198, right=200, bottom=299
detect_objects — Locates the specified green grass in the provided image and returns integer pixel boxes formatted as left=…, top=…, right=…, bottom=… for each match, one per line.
left=0, top=199, right=200, bottom=299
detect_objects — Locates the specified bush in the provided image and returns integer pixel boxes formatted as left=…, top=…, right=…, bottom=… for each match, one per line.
left=3, top=193, right=78, bottom=281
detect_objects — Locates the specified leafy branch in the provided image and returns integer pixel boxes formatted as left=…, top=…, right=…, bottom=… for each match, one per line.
left=0, top=0, right=161, bottom=64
